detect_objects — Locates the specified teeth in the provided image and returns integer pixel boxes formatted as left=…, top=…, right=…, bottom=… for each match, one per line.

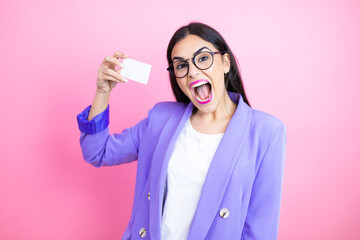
left=191, top=81, right=208, bottom=88
left=195, top=95, right=210, bottom=102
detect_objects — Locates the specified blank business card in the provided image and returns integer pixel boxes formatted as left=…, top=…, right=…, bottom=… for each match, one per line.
left=121, top=58, right=152, bottom=85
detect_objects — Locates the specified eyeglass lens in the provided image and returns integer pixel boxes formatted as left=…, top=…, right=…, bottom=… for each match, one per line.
left=173, top=52, right=213, bottom=78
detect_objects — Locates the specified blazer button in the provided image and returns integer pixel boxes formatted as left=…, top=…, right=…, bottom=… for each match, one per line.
left=219, top=208, right=230, bottom=219
left=139, top=228, right=147, bottom=238
left=148, top=192, right=150, bottom=200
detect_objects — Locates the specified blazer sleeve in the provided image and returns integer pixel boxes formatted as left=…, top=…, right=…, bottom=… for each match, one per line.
left=241, top=123, right=287, bottom=240
left=76, top=104, right=149, bottom=167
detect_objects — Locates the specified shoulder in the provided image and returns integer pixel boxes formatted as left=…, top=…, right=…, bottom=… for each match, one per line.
left=147, top=101, right=188, bottom=121
left=249, top=108, right=286, bottom=142
left=151, top=101, right=187, bottom=113
left=251, top=109, right=285, bottom=129
left=232, top=92, right=285, bottom=139
left=142, top=101, right=188, bottom=133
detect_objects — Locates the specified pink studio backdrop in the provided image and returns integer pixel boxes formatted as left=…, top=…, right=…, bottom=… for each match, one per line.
left=1, top=0, right=359, bottom=239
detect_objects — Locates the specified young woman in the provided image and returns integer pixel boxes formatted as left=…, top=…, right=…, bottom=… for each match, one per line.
left=77, top=22, right=286, bottom=240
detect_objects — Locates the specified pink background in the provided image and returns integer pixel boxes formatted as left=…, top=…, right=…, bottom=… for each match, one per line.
left=1, top=0, right=360, bottom=239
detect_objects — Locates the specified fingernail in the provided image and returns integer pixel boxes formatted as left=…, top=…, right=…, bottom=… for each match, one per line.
left=115, top=66, right=120, bottom=71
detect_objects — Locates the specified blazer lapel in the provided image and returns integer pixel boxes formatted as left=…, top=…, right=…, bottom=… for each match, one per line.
left=187, top=93, right=253, bottom=240
left=149, top=103, right=193, bottom=240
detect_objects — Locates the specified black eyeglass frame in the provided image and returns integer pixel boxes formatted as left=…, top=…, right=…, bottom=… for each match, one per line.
left=167, top=51, right=226, bottom=78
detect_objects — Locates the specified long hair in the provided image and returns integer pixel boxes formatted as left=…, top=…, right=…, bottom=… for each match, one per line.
left=166, top=22, right=251, bottom=107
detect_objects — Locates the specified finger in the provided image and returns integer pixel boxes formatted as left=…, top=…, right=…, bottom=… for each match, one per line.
left=100, top=66, right=123, bottom=79
left=113, top=51, right=129, bottom=59
left=102, top=56, right=123, bottom=69
left=99, top=72, right=128, bottom=83
left=99, top=67, right=127, bottom=83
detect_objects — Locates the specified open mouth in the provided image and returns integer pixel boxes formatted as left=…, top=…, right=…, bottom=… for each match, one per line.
left=189, top=79, right=213, bottom=104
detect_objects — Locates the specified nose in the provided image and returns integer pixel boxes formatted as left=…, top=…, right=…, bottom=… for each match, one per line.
left=187, top=59, right=200, bottom=78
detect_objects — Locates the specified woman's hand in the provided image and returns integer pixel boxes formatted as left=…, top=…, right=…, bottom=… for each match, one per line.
left=96, top=51, right=129, bottom=94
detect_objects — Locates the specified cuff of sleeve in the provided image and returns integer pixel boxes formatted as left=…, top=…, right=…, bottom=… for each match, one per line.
left=77, top=104, right=110, bottom=134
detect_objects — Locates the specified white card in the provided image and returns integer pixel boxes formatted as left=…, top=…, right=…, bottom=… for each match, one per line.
left=121, top=58, right=152, bottom=84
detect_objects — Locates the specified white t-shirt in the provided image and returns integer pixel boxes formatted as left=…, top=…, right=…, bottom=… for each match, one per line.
left=161, top=118, right=224, bottom=240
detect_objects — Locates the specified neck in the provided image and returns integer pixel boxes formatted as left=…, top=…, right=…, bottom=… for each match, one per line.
left=193, top=92, right=237, bottom=122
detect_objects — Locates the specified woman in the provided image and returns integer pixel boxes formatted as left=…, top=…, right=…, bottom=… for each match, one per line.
left=77, top=22, right=286, bottom=240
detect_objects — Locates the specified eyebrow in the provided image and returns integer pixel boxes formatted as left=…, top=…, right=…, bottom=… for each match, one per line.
left=172, top=46, right=211, bottom=61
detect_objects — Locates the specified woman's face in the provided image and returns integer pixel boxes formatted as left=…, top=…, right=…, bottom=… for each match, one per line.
left=171, top=34, right=231, bottom=114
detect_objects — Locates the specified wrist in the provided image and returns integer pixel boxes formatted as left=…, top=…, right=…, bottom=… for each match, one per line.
left=95, top=89, right=111, bottom=100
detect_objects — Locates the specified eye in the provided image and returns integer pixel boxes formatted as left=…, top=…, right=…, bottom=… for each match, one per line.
left=198, top=55, right=209, bottom=62
left=175, top=62, right=187, bottom=70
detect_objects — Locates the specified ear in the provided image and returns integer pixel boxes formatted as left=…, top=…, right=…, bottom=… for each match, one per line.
left=222, top=53, right=231, bottom=74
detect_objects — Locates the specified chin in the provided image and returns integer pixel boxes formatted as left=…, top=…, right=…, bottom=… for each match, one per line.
left=192, top=95, right=218, bottom=114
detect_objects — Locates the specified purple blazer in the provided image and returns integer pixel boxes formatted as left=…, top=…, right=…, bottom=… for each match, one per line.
left=77, top=92, right=286, bottom=240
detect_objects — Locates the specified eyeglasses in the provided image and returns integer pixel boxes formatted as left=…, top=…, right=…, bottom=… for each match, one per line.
left=167, top=51, right=225, bottom=78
